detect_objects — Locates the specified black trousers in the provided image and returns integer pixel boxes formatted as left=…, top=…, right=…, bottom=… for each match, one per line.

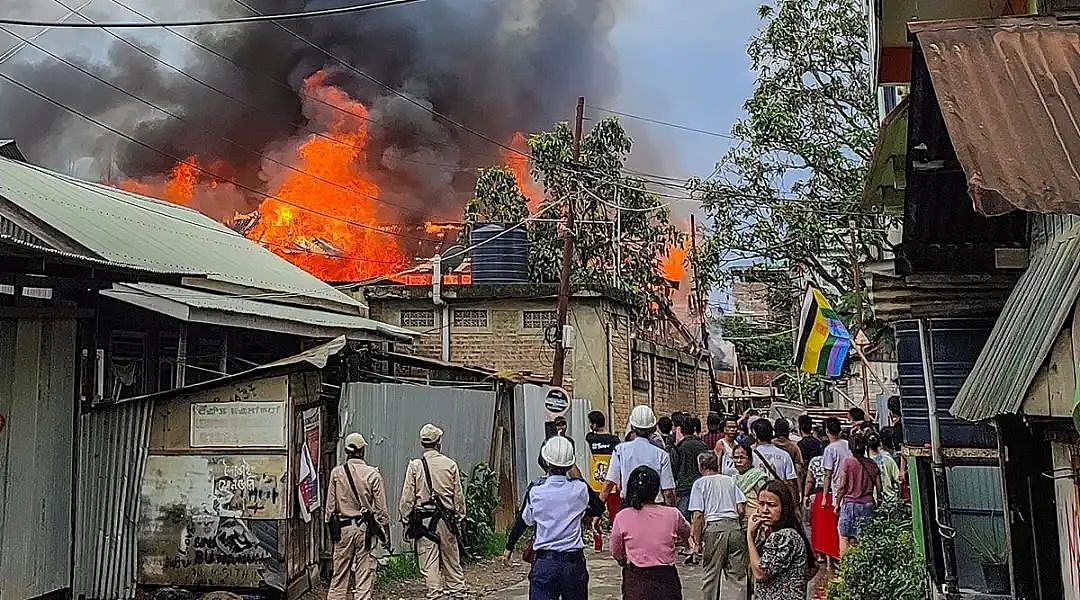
left=622, top=564, right=682, bottom=600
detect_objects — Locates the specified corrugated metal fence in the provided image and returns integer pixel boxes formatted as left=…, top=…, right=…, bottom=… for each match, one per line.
left=73, top=399, right=154, bottom=600
left=339, top=382, right=496, bottom=550
left=949, top=464, right=1007, bottom=591
left=0, top=319, right=77, bottom=600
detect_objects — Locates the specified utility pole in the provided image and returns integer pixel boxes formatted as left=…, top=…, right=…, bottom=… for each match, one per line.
left=918, top=319, right=961, bottom=600
left=689, top=214, right=722, bottom=411
left=551, top=96, right=585, bottom=388
left=851, top=227, right=871, bottom=415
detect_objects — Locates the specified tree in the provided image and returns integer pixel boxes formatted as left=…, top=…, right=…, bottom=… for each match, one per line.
left=696, top=0, right=888, bottom=310
left=717, top=315, right=791, bottom=370
left=465, top=117, right=679, bottom=312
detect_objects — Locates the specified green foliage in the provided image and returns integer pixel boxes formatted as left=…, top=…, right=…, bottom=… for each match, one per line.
left=960, top=521, right=1008, bottom=565
left=375, top=552, right=420, bottom=588
left=779, top=370, right=825, bottom=404
left=465, top=118, right=679, bottom=314
left=826, top=501, right=928, bottom=600
left=466, top=167, right=530, bottom=226
left=697, top=0, right=891, bottom=307
left=460, top=462, right=501, bottom=561
left=717, top=315, right=792, bottom=369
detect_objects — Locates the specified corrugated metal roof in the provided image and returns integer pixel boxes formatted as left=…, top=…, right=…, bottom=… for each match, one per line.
left=116, top=336, right=347, bottom=406
left=911, top=16, right=1080, bottom=216
left=0, top=157, right=362, bottom=312
left=861, top=98, right=908, bottom=213
left=951, top=224, right=1080, bottom=421
left=102, top=282, right=414, bottom=341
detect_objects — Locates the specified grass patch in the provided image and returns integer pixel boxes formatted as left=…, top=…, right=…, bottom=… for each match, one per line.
left=474, top=530, right=508, bottom=561
left=375, top=552, right=420, bottom=588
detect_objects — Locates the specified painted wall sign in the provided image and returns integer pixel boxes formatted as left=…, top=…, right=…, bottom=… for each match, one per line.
left=190, top=402, right=286, bottom=448
left=138, top=454, right=287, bottom=588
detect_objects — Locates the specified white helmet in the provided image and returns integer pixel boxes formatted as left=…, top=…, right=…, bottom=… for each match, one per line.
left=540, top=436, right=576, bottom=468
left=629, top=405, right=658, bottom=429
left=344, top=432, right=367, bottom=453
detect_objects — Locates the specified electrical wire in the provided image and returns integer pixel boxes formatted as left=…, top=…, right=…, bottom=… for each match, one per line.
left=0, top=0, right=94, bottom=63
left=0, top=69, right=441, bottom=243
left=0, top=0, right=430, bottom=28
left=11, top=159, right=410, bottom=298
left=1, top=17, right=433, bottom=223
left=105, top=0, right=486, bottom=176
left=586, top=104, right=738, bottom=140
left=20, top=151, right=563, bottom=302
left=229, top=0, right=530, bottom=161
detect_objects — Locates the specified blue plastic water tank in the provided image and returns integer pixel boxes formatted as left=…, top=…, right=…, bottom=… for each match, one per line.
left=894, top=318, right=998, bottom=449
left=470, top=223, right=529, bottom=284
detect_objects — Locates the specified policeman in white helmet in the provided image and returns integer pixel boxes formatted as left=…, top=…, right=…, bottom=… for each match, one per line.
left=602, top=405, right=677, bottom=506
left=523, top=436, right=593, bottom=599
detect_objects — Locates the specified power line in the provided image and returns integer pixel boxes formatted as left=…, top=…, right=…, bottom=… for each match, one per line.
left=586, top=104, right=738, bottom=140
left=0, top=0, right=430, bottom=28
left=41, top=0, right=429, bottom=217
left=230, top=0, right=531, bottom=160
left=0, top=0, right=94, bottom=63
left=0, top=19, right=437, bottom=228
left=0, top=70, right=440, bottom=243
left=12, top=158, right=409, bottom=272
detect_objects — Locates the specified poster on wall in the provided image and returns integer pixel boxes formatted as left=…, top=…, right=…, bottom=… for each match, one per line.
left=297, top=407, right=321, bottom=522
left=137, top=454, right=287, bottom=589
left=190, top=401, right=287, bottom=448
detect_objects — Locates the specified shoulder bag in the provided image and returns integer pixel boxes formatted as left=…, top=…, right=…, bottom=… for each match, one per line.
left=404, top=457, right=443, bottom=542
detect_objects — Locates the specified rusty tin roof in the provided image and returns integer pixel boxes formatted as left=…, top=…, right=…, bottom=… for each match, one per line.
left=912, top=16, right=1080, bottom=216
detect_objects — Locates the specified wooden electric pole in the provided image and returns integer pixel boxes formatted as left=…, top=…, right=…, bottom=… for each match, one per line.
left=551, top=96, right=585, bottom=388
left=690, top=214, right=722, bottom=412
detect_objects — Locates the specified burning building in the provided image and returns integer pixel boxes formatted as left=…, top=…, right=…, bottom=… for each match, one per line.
left=0, top=0, right=624, bottom=283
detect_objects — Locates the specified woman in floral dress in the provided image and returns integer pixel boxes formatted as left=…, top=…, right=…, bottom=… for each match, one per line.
left=747, top=480, right=815, bottom=600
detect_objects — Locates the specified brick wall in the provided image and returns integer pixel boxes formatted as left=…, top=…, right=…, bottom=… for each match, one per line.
left=366, top=291, right=716, bottom=430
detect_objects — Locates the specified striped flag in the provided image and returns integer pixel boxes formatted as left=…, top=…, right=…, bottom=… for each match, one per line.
left=795, top=287, right=852, bottom=378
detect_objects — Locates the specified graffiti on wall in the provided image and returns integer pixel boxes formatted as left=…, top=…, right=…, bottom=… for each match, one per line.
left=138, top=454, right=286, bottom=589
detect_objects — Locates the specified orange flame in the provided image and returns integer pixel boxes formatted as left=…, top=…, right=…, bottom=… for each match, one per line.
left=164, top=159, right=198, bottom=206
left=247, top=71, right=406, bottom=281
left=661, top=236, right=690, bottom=282
left=506, top=131, right=542, bottom=212
left=116, top=71, right=408, bottom=282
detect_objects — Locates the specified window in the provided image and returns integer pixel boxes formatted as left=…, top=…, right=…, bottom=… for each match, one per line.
left=400, top=309, right=435, bottom=329
left=452, top=308, right=489, bottom=328
left=523, top=310, right=557, bottom=330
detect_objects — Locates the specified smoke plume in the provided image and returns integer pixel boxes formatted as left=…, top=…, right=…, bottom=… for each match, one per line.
left=0, top=0, right=621, bottom=223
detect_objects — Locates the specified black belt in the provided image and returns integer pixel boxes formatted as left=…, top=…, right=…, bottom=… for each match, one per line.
left=336, top=513, right=370, bottom=527
left=535, top=549, right=585, bottom=561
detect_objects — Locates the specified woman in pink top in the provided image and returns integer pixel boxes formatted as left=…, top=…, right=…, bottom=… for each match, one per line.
left=611, top=466, right=691, bottom=600
left=832, top=432, right=882, bottom=555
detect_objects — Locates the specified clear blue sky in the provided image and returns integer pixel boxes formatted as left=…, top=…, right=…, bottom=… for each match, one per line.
left=609, top=1, right=762, bottom=181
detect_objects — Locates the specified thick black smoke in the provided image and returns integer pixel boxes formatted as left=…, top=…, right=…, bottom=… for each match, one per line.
left=0, top=0, right=620, bottom=222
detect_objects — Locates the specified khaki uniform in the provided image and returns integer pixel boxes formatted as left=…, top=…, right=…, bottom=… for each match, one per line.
left=399, top=449, right=466, bottom=597
left=325, top=459, right=390, bottom=600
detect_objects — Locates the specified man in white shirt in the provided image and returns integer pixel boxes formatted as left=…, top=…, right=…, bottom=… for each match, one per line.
left=602, top=405, right=676, bottom=506
left=750, top=419, right=799, bottom=501
left=820, top=417, right=852, bottom=507
left=689, top=451, right=747, bottom=600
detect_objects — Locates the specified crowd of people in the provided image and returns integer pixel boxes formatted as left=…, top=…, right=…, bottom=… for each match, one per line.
left=321, top=401, right=907, bottom=600
left=509, top=400, right=908, bottom=600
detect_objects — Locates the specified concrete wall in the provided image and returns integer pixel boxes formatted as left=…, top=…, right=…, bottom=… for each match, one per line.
left=367, top=293, right=714, bottom=430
